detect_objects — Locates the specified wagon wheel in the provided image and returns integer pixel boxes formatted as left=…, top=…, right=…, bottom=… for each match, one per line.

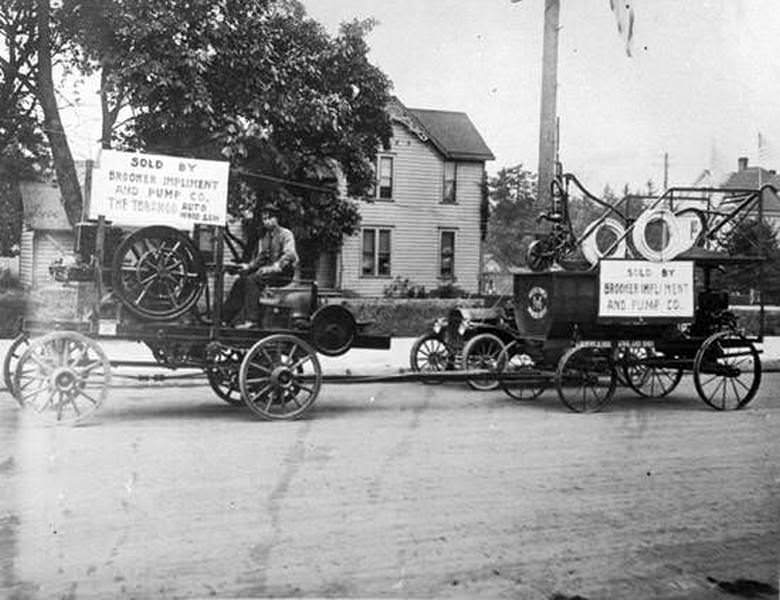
left=556, top=344, right=616, bottom=413
left=497, top=341, right=547, bottom=401
left=239, top=334, right=322, bottom=420
left=462, top=333, right=505, bottom=391
left=621, top=347, right=683, bottom=398
left=3, top=333, right=29, bottom=398
left=693, top=331, right=761, bottom=410
left=205, top=346, right=245, bottom=406
left=13, top=331, right=110, bottom=424
left=409, top=333, right=454, bottom=384
left=112, top=225, right=206, bottom=321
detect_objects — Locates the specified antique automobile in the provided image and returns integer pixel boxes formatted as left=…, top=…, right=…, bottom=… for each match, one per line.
left=409, top=303, right=519, bottom=391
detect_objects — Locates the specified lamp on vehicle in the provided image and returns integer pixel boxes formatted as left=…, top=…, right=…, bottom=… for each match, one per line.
left=458, top=318, right=471, bottom=336
left=432, top=317, right=447, bottom=334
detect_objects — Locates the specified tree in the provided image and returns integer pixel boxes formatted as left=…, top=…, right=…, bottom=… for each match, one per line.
left=60, top=0, right=393, bottom=270
left=718, top=218, right=780, bottom=303
left=0, top=1, right=84, bottom=226
left=484, top=164, right=537, bottom=268
left=36, top=0, right=82, bottom=225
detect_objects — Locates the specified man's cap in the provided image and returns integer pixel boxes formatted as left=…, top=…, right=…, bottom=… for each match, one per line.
left=258, top=204, right=279, bottom=216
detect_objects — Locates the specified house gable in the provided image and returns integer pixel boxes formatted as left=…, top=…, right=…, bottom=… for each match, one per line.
left=386, top=97, right=494, bottom=163
left=337, top=99, right=493, bottom=296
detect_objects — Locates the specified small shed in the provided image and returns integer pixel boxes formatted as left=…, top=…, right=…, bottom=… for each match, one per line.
left=19, top=181, right=74, bottom=288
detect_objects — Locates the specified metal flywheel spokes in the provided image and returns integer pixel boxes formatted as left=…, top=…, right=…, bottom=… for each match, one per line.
left=13, top=331, right=110, bottom=424
left=112, top=225, right=206, bottom=321
left=239, top=334, right=322, bottom=420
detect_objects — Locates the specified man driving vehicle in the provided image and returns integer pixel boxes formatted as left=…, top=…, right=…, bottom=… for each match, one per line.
left=225, top=206, right=299, bottom=329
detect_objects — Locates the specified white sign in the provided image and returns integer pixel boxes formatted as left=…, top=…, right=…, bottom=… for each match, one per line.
left=599, top=259, right=694, bottom=319
left=90, top=150, right=230, bottom=228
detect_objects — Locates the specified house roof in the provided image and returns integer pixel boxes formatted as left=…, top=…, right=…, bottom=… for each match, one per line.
left=722, top=166, right=778, bottom=190
left=722, top=167, right=780, bottom=213
left=405, top=107, right=495, bottom=162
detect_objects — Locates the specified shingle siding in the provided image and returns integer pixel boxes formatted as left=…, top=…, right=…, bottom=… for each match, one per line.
left=340, top=124, right=485, bottom=296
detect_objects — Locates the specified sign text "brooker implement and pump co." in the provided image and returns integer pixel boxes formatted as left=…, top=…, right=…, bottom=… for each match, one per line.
left=90, top=150, right=230, bottom=228
left=598, top=259, right=694, bottom=319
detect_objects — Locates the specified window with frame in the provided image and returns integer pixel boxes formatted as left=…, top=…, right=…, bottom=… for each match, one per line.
left=362, top=228, right=392, bottom=276
left=442, top=161, right=457, bottom=203
left=377, top=156, right=394, bottom=200
left=440, top=230, right=455, bottom=279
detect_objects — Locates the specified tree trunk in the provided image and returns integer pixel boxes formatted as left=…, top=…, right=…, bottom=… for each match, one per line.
left=36, top=0, right=83, bottom=226
left=0, top=163, right=23, bottom=257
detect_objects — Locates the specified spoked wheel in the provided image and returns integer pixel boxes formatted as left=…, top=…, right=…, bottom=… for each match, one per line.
left=205, top=346, right=245, bottom=406
left=526, top=239, right=554, bottom=272
left=3, top=333, right=29, bottom=398
left=239, top=334, right=322, bottom=420
left=621, top=347, right=683, bottom=398
left=13, top=331, right=110, bottom=424
left=409, top=333, right=454, bottom=384
left=693, top=331, right=761, bottom=410
left=462, top=333, right=505, bottom=391
left=497, top=341, right=547, bottom=401
left=556, top=344, right=617, bottom=413
left=112, top=225, right=206, bottom=321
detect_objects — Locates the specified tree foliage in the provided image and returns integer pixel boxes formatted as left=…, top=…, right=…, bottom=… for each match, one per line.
left=60, top=0, right=393, bottom=260
left=484, top=164, right=537, bottom=268
left=0, top=0, right=85, bottom=231
left=718, top=218, right=780, bottom=302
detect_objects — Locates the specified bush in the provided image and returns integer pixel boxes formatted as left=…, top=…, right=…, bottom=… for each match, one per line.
left=0, top=266, right=21, bottom=291
left=428, top=282, right=468, bottom=299
left=382, top=276, right=426, bottom=299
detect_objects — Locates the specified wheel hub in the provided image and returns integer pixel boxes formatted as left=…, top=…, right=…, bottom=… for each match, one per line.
left=51, top=367, right=80, bottom=393
left=271, top=366, right=295, bottom=388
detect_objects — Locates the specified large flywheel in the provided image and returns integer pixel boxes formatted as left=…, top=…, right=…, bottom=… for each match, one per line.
left=112, top=225, right=206, bottom=321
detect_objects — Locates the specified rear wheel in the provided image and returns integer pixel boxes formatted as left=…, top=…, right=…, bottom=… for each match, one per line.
left=498, top=341, right=547, bottom=401
left=556, top=344, right=616, bottom=413
left=693, top=331, right=761, bottom=410
left=622, top=348, right=683, bottom=398
left=462, top=333, right=505, bottom=391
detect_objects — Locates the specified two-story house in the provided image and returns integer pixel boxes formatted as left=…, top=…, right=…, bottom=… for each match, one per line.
left=334, top=98, right=494, bottom=296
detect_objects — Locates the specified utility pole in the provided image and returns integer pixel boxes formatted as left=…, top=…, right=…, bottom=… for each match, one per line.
left=663, top=152, right=669, bottom=190
left=537, top=0, right=560, bottom=211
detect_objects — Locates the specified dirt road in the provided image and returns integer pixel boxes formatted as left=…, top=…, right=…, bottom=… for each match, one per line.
left=1, top=376, right=778, bottom=599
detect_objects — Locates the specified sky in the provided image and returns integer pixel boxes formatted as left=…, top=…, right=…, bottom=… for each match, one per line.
left=62, top=0, right=780, bottom=195
left=300, top=0, right=780, bottom=193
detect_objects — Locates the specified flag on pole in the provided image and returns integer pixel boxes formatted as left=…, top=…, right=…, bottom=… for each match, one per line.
left=705, top=138, right=730, bottom=187
left=758, top=131, right=775, bottom=168
left=609, top=0, right=636, bottom=57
